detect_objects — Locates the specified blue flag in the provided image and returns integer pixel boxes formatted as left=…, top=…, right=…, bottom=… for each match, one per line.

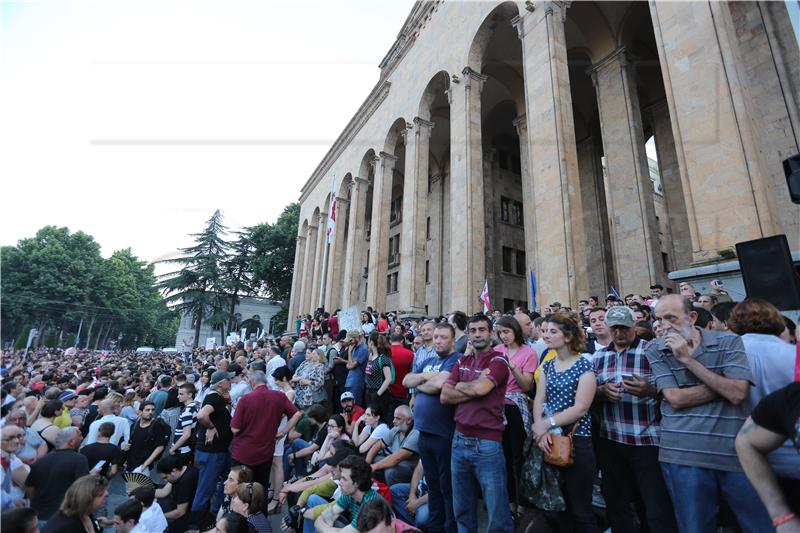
left=609, top=286, right=622, bottom=301
left=530, top=271, right=537, bottom=311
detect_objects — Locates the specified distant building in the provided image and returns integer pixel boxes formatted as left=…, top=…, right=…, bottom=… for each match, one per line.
left=174, top=296, right=281, bottom=349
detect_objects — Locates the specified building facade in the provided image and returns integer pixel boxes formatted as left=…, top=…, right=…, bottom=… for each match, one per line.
left=174, top=296, right=282, bottom=348
left=289, top=0, right=800, bottom=318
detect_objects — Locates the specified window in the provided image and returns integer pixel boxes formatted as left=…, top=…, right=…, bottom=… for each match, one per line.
left=388, top=236, right=400, bottom=266
left=426, top=217, right=431, bottom=240
left=386, top=272, right=398, bottom=293
left=502, top=246, right=526, bottom=276
left=500, top=196, right=523, bottom=226
left=390, top=197, right=402, bottom=224
left=425, top=260, right=430, bottom=283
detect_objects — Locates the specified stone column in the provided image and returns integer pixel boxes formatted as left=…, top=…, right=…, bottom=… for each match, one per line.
left=300, top=223, right=318, bottom=316
left=341, top=177, right=369, bottom=308
left=399, top=118, right=433, bottom=313
left=648, top=1, right=764, bottom=261
left=516, top=3, right=589, bottom=307
left=310, top=212, right=328, bottom=310
left=647, top=101, right=692, bottom=271
left=448, top=67, right=487, bottom=313
left=287, top=234, right=306, bottom=330
left=589, top=47, right=665, bottom=294
left=366, top=152, right=396, bottom=310
left=324, top=196, right=349, bottom=311
left=513, top=114, right=537, bottom=308
left=576, top=136, right=612, bottom=294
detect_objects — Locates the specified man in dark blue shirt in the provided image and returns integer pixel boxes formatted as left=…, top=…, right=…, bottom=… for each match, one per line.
left=402, top=323, right=461, bottom=533
left=345, top=331, right=369, bottom=407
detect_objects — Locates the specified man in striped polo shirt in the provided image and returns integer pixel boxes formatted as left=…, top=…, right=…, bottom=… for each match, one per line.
left=646, top=295, right=771, bottom=532
left=594, top=306, right=676, bottom=533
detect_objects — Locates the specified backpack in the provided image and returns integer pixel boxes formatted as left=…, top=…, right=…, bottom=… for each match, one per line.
left=378, top=354, right=396, bottom=385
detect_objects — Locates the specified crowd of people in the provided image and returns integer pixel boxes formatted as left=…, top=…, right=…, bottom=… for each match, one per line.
left=1, top=279, right=799, bottom=533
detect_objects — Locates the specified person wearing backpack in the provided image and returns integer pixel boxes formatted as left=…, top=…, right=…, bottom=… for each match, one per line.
left=364, top=332, right=394, bottom=423
left=124, top=401, right=171, bottom=476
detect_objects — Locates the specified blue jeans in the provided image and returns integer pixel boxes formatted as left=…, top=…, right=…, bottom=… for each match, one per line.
left=303, top=494, right=329, bottom=533
left=450, top=432, right=513, bottom=533
left=390, top=483, right=430, bottom=530
left=345, top=382, right=365, bottom=407
left=283, top=438, right=312, bottom=479
left=418, top=431, right=455, bottom=533
left=660, top=462, right=773, bottom=533
left=191, top=450, right=231, bottom=513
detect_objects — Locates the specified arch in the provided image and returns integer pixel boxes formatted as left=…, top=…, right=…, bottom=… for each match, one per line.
left=417, top=71, right=451, bottom=122
left=338, top=172, right=354, bottom=199
left=358, top=149, right=377, bottom=179
left=310, top=206, right=321, bottom=227
left=300, top=219, right=309, bottom=235
left=383, top=118, right=409, bottom=155
left=564, top=2, right=618, bottom=64
left=467, top=1, right=521, bottom=71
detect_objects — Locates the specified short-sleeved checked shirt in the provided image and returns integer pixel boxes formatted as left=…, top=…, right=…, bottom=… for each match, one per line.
left=593, top=337, right=660, bottom=446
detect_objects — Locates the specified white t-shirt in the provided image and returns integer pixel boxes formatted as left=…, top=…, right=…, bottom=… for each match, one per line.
left=132, top=503, right=168, bottom=533
left=267, top=357, right=287, bottom=391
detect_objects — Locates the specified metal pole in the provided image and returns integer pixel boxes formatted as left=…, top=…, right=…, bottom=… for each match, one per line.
left=319, top=240, right=331, bottom=310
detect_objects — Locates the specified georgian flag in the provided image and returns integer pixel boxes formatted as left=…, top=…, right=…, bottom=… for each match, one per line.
left=479, top=280, right=490, bottom=313
left=326, top=176, right=336, bottom=244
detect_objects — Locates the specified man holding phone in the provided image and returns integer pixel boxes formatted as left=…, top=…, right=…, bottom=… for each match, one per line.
left=593, top=306, right=676, bottom=533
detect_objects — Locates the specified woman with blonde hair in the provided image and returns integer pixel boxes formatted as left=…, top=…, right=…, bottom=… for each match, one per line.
left=42, top=475, right=108, bottom=533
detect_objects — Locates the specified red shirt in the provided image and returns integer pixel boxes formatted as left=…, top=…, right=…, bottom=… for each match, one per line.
left=445, top=348, right=509, bottom=442
left=231, top=386, right=298, bottom=465
left=343, top=405, right=365, bottom=433
left=388, top=344, right=414, bottom=399
left=328, top=316, right=339, bottom=339
left=377, top=319, right=389, bottom=333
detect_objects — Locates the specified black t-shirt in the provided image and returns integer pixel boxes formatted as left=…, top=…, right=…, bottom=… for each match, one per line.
left=195, top=391, right=232, bottom=453
left=313, top=424, right=329, bottom=448
left=126, top=419, right=171, bottom=471
left=80, top=442, right=123, bottom=477
left=26, top=449, right=89, bottom=519
left=172, top=465, right=200, bottom=507
left=164, top=386, right=180, bottom=410
left=42, top=511, right=101, bottom=533
left=751, top=382, right=800, bottom=450
left=80, top=404, right=99, bottom=437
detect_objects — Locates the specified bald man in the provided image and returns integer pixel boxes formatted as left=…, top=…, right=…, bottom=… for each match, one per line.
left=83, top=398, right=130, bottom=447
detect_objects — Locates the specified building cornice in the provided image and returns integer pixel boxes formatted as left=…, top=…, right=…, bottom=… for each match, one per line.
left=378, top=1, right=442, bottom=80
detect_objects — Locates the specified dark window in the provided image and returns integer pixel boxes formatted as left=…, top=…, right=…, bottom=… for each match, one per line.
left=390, top=197, right=402, bottom=224
left=502, top=246, right=514, bottom=273
left=502, top=246, right=526, bottom=275
left=511, top=154, right=521, bottom=174
left=501, top=198, right=510, bottom=223
left=425, top=260, right=430, bottom=283
left=501, top=197, right=523, bottom=226
left=516, top=249, right=526, bottom=276
left=426, top=217, right=431, bottom=240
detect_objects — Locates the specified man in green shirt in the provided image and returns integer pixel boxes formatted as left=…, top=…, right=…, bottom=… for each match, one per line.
left=314, top=455, right=382, bottom=532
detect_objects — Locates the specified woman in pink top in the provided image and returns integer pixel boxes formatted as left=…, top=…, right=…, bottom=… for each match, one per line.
left=494, top=315, right=538, bottom=514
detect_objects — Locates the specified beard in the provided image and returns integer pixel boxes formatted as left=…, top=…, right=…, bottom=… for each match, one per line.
left=471, top=338, right=489, bottom=350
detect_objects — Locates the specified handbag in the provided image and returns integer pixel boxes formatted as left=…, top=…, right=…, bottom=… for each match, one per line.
left=543, top=422, right=577, bottom=467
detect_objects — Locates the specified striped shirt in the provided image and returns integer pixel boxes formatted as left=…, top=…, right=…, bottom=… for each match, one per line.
left=593, top=337, right=660, bottom=446
left=645, top=329, right=753, bottom=472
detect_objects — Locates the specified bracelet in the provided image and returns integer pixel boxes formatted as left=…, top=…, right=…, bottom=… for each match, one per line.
left=773, top=513, right=796, bottom=527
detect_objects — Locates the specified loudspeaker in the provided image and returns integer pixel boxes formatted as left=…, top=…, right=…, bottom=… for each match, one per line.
left=736, top=234, right=800, bottom=310
left=785, top=154, right=800, bottom=204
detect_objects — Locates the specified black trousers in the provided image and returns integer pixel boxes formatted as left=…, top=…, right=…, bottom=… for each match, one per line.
left=596, top=438, right=677, bottom=533
left=502, top=403, right=526, bottom=505
left=560, top=436, right=600, bottom=533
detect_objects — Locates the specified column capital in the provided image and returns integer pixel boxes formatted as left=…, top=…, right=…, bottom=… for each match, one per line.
left=462, top=67, right=488, bottom=94
left=512, top=114, right=528, bottom=134
left=296, top=233, right=307, bottom=242
left=307, top=224, right=319, bottom=232
left=335, top=195, right=350, bottom=206
left=354, top=175, right=370, bottom=186
left=587, top=46, right=631, bottom=80
left=413, top=117, right=435, bottom=130
left=379, top=151, right=399, bottom=162
left=399, top=121, right=414, bottom=144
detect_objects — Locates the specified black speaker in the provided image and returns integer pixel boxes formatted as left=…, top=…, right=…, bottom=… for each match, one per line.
left=785, top=154, right=800, bottom=204
left=736, top=234, right=800, bottom=310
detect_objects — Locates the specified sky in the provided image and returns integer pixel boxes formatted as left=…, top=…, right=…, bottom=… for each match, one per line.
left=0, top=0, right=416, bottom=271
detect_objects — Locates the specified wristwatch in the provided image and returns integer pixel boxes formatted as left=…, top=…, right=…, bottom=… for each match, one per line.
left=548, top=417, right=557, bottom=428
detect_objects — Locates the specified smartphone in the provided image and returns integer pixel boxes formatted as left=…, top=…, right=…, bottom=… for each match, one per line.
left=621, top=373, right=636, bottom=382
left=92, top=460, right=106, bottom=471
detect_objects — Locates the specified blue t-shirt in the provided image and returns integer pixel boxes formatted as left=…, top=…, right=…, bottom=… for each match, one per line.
left=413, top=351, right=462, bottom=437
left=345, top=342, right=369, bottom=387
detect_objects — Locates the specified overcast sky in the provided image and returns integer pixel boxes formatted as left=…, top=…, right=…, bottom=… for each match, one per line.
left=0, top=0, right=415, bottom=270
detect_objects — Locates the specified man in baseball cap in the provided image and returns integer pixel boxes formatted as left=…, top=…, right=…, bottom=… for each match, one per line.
left=605, top=306, right=636, bottom=329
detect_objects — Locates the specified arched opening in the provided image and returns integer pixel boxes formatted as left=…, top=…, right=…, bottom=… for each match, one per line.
left=475, top=3, right=528, bottom=313
left=356, top=149, right=377, bottom=306
left=419, top=71, right=451, bottom=316
left=378, top=118, right=408, bottom=312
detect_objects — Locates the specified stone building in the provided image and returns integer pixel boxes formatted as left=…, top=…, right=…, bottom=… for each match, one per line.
left=288, top=0, right=800, bottom=318
left=174, top=296, right=282, bottom=348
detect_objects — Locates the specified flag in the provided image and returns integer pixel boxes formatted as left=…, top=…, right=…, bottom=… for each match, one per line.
left=479, top=280, right=490, bottom=313
left=609, top=286, right=621, bottom=301
left=529, top=271, right=537, bottom=311
left=326, top=175, right=336, bottom=244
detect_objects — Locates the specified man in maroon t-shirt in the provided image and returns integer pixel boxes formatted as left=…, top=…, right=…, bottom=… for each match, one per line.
left=231, top=370, right=302, bottom=505
left=388, top=333, right=413, bottom=412
left=328, top=311, right=339, bottom=340
left=441, top=313, right=513, bottom=533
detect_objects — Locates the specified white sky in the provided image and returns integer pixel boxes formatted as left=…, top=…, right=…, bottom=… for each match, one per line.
left=0, top=0, right=415, bottom=272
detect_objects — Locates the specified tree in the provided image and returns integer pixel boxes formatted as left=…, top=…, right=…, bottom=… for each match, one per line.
left=158, top=210, right=230, bottom=347
left=249, top=203, right=299, bottom=332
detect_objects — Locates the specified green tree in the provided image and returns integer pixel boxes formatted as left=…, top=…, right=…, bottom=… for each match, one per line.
left=158, top=210, right=230, bottom=347
left=250, top=202, right=299, bottom=332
